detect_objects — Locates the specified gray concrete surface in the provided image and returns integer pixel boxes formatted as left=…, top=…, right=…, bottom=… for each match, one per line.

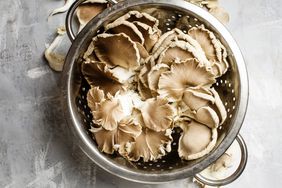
left=0, top=0, right=281, bottom=187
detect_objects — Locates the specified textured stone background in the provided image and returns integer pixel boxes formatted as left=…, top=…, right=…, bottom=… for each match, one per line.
left=0, top=0, right=282, bottom=187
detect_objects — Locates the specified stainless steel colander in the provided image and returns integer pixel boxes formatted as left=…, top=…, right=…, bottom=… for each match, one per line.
left=62, top=0, right=249, bottom=186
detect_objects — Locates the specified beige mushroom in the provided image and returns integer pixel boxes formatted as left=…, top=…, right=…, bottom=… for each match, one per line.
left=181, top=87, right=227, bottom=128
left=133, top=21, right=161, bottom=52
left=147, top=63, right=170, bottom=92
left=188, top=25, right=229, bottom=76
left=44, top=26, right=70, bottom=72
left=81, top=60, right=124, bottom=95
left=105, top=20, right=145, bottom=45
left=125, top=128, right=172, bottom=162
left=77, top=0, right=108, bottom=31
left=87, top=86, right=105, bottom=112
left=150, top=28, right=211, bottom=68
left=90, top=117, right=142, bottom=155
left=177, top=118, right=217, bottom=160
left=158, top=58, right=215, bottom=102
left=114, top=10, right=159, bottom=30
left=93, top=33, right=140, bottom=70
left=140, top=98, right=174, bottom=132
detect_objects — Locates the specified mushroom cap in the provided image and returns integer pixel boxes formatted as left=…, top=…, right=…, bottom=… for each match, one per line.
left=87, top=86, right=105, bottom=112
left=133, top=21, right=161, bottom=52
left=150, top=28, right=211, bottom=68
left=114, top=10, right=159, bottom=29
left=181, top=87, right=227, bottom=128
left=105, top=20, right=145, bottom=45
left=147, top=63, right=170, bottom=92
left=91, top=117, right=142, bottom=155
left=81, top=60, right=124, bottom=95
left=158, top=58, right=215, bottom=102
left=125, top=128, right=172, bottom=162
left=140, top=98, right=174, bottom=132
left=93, top=33, right=140, bottom=70
left=177, top=119, right=217, bottom=160
left=77, top=0, right=108, bottom=30
left=188, top=25, right=229, bottom=76
left=92, top=93, right=124, bottom=130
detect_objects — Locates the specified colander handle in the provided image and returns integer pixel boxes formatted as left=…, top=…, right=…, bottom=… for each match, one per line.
left=194, top=134, right=248, bottom=186
left=65, top=0, right=118, bottom=42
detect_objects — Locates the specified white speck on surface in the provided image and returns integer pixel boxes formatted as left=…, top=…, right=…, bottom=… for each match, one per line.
left=27, top=67, right=49, bottom=79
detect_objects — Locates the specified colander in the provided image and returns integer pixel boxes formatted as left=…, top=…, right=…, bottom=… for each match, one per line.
left=62, top=0, right=249, bottom=186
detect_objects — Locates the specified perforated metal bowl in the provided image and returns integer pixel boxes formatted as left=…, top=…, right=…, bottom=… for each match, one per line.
left=62, top=0, right=249, bottom=185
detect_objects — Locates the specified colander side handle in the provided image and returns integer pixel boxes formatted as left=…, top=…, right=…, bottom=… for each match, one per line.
left=65, top=0, right=118, bottom=42
left=194, top=134, right=248, bottom=186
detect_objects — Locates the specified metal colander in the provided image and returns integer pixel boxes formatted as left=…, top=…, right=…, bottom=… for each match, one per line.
left=62, top=0, right=249, bottom=185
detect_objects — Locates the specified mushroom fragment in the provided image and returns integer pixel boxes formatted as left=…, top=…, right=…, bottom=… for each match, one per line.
left=180, top=87, right=227, bottom=128
left=188, top=25, right=229, bottom=76
left=177, top=118, right=217, bottom=160
left=158, top=58, right=216, bottom=102
left=45, top=26, right=70, bottom=72
left=77, top=0, right=108, bottom=31
left=93, top=33, right=140, bottom=70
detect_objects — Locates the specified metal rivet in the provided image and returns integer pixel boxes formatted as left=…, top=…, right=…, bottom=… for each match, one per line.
left=232, top=105, right=236, bottom=110
left=229, top=114, right=233, bottom=118
left=233, top=97, right=236, bottom=101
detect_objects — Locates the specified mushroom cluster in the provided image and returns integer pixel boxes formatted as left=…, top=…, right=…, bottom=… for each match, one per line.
left=82, top=10, right=228, bottom=162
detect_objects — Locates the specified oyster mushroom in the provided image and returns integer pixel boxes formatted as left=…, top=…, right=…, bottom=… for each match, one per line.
left=133, top=21, right=161, bottom=52
left=114, top=10, right=159, bottom=30
left=87, top=86, right=105, bottom=112
left=93, top=33, right=140, bottom=70
left=90, top=117, right=142, bottom=154
left=140, top=98, right=175, bottom=132
left=147, top=63, right=170, bottom=92
left=181, top=87, right=227, bottom=128
left=92, top=93, right=124, bottom=130
left=77, top=0, right=108, bottom=31
left=177, top=118, right=217, bottom=160
left=105, top=20, right=145, bottom=45
left=125, top=128, right=172, bottom=162
left=188, top=25, right=229, bottom=76
left=150, top=28, right=211, bottom=68
left=81, top=60, right=124, bottom=95
left=44, top=26, right=70, bottom=72
left=158, top=58, right=215, bottom=102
